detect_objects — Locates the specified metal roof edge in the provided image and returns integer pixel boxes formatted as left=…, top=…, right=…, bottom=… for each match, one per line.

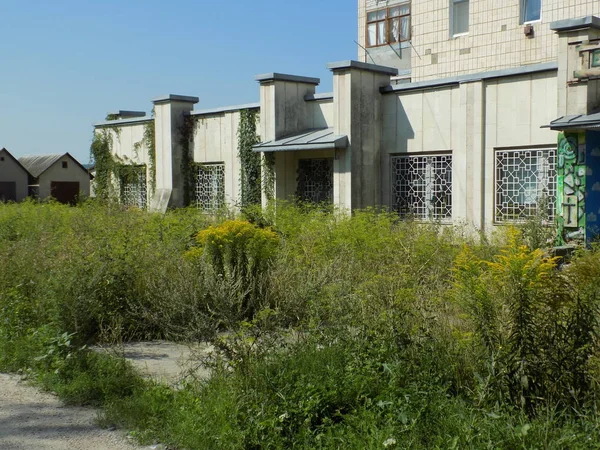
left=190, top=102, right=260, bottom=116
left=94, top=116, right=153, bottom=128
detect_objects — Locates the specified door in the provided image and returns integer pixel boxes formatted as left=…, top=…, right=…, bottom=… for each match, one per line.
left=0, top=182, right=17, bottom=202
left=51, top=181, right=79, bottom=205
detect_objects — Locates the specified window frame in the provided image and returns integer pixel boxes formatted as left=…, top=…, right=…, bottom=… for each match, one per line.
left=520, top=0, right=541, bottom=24
left=494, top=147, right=556, bottom=224
left=193, top=162, right=225, bottom=212
left=390, top=152, right=453, bottom=222
left=119, top=164, right=148, bottom=209
left=366, top=3, right=411, bottom=48
left=450, top=0, right=469, bottom=37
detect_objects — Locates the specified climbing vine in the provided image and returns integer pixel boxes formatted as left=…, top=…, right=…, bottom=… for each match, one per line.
left=143, top=115, right=156, bottom=195
left=90, top=129, right=117, bottom=201
left=179, top=115, right=197, bottom=207
left=238, top=108, right=262, bottom=208
left=262, top=152, right=275, bottom=201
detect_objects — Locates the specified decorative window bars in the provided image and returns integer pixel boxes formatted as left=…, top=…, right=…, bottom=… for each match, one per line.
left=296, top=158, right=334, bottom=204
left=194, top=163, right=225, bottom=211
left=495, top=148, right=556, bottom=223
left=391, top=154, right=453, bottom=221
left=120, top=166, right=147, bottom=209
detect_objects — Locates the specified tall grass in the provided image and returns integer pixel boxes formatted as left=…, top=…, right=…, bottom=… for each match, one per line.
left=1, top=200, right=600, bottom=448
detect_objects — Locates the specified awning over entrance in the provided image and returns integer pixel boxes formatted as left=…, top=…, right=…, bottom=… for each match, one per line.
left=545, top=113, right=600, bottom=131
left=253, top=128, right=348, bottom=152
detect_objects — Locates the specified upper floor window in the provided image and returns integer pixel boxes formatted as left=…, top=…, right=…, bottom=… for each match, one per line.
left=450, top=0, right=469, bottom=36
left=367, top=4, right=410, bottom=47
left=521, top=0, right=541, bottom=23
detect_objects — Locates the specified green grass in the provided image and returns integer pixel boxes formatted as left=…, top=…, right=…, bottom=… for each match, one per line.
left=1, top=200, right=600, bottom=448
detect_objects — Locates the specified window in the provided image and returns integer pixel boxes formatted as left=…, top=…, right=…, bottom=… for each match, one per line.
left=194, top=163, right=225, bottom=211
left=451, top=0, right=469, bottom=36
left=62, top=161, right=68, bottom=168
left=495, top=148, right=556, bottom=222
left=297, top=158, right=333, bottom=204
left=120, top=166, right=147, bottom=209
left=366, top=3, right=410, bottom=47
left=521, top=0, right=541, bottom=23
left=391, top=154, right=452, bottom=221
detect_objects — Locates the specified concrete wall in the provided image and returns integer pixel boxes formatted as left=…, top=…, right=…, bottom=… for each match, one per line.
left=191, top=109, right=253, bottom=205
left=0, top=150, right=28, bottom=201
left=103, top=122, right=150, bottom=165
left=306, top=98, right=334, bottom=129
left=39, top=156, right=91, bottom=199
left=358, top=0, right=600, bottom=82
left=380, top=69, right=558, bottom=231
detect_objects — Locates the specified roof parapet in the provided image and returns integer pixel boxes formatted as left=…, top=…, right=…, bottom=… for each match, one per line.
left=255, top=73, right=320, bottom=85
left=327, top=60, right=398, bottom=76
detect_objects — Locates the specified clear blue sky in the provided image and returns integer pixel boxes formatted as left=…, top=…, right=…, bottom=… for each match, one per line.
left=0, top=1, right=357, bottom=163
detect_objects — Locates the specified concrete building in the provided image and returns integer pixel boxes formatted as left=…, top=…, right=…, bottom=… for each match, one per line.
left=19, top=153, right=91, bottom=204
left=93, top=3, right=600, bottom=245
left=0, top=148, right=30, bottom=202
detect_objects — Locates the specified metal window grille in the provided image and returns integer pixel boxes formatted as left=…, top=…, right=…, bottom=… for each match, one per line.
left=391, top=154, right=452, bottom=220
left=495, top=148, right=556, bottom=222
left=194, top=163, right=225, bottom=211
left=120, top=167, right=147, bottom=209
left=297, top=158, right=334, bottom=204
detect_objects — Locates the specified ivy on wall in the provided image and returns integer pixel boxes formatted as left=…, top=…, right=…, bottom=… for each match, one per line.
left=179, top=115, right=197, bottom=207
left=143, top=115, right=156, bottom=195
left=238, top=109, right=262, bottom=208
left=262, top=152, right=275, bottom=201
left=90, top=129, right=116, bottom=201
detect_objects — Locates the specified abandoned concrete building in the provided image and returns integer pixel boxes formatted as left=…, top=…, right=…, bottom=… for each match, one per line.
left=93, top=1, right=600, bottom=245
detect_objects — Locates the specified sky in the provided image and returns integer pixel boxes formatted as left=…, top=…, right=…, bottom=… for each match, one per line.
left=0, top=1, right=357, bottom=163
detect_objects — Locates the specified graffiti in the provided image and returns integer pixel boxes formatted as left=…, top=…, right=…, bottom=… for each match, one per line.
left=556, top=132, right=586, bottom=244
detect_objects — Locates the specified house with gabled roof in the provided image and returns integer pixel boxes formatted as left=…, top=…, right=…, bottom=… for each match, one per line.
left=18, top=153, right=91, bottom=205
left=0, top=148, right=30, bottom=202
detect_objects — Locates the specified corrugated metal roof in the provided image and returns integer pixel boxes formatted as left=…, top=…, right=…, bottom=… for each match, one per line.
left=545, top=113, right=600, bottom=130
left=253, top=128, right=348, bottom=153
left=18, top=154, right=66, bottom=178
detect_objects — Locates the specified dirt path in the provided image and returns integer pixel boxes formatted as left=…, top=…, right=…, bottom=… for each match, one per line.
left=0, top=373, right=144, bottom=450
left=0, top=341, right=212, bottom=449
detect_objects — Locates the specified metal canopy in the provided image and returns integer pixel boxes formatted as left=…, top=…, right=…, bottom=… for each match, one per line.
left=253, top=128, right=348, bottom=152
left=544, top=113, right=600, bottom=131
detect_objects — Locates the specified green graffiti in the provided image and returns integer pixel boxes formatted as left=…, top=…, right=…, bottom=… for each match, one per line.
left=556, top=132, right=586, bottom=245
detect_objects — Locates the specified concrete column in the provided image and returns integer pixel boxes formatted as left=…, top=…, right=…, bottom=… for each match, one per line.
left=256, top=73, right=320, bottom=203
left=328, top=60, right=398, bottom=210
left=152, top=94, right=199, bottom=207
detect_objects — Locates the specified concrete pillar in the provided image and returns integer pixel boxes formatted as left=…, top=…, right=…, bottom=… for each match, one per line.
left=152, top=94, right=199, bottom=207
left=328, top=60, right=398, bottom=210
left=256, top=73, right=320, bottom=203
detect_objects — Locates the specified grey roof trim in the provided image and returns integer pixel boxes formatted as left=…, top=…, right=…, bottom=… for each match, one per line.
left=381, top=62, right=558, bottom=94
left=152, top=94, right=199, bottom=104
left=107, top=110, right=146, bottom=119
left=190, top=102, right=260, bottom=116
left=550, top=16, right=600, bottom=32
left=94, top=116, right=153, bottom=128
left=304, top=92, right=334, bottom=102
left=544, top=113, right=600, bottom=130
left=327, top=60, right=399, bottom=76
left=18, top=153, right=91, bottom=179
left=0, top=148, right=31, bottom=175
left=255, top=73, right=320, bottom=85
left=253, top=128, right=348, bottom=153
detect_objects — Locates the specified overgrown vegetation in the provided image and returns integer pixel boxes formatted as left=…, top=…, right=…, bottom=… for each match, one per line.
left=2, top=200, right=600, bottom=448
left=238, top=108, right=261, bottom=209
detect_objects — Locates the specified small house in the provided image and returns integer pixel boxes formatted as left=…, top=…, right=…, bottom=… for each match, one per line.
left=18, top=153, right=91, bottom=204
left=0, top=148, right=30, bottom=202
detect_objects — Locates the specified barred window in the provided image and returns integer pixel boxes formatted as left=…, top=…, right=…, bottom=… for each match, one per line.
left=120, top=166, right=147, bottom=209
left=195, top=163, right=225, bottom=211
left=297, top=158, right=333, bottom=204
left=391, top=154, right=452, bottom=221
left=495, top=148, right=556, bottom=222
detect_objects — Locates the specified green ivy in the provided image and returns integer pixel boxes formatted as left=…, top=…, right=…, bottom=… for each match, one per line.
left=90, top=129, right=116, bottom=201
left=262, top=152, right=275, bottom=201
left=179, top=115, right=197, bottom=207
left=143, top=116, right=156, bottom=195
left=238, top=109, right=261, bottom=209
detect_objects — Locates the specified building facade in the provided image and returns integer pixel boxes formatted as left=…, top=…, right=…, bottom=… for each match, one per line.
left=93, top=3, right=600, bottom=245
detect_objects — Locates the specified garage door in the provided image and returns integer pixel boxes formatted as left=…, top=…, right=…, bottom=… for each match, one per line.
left=0, top=182, right=17, bottom=202
left=51, top=181, right=79, bottom=205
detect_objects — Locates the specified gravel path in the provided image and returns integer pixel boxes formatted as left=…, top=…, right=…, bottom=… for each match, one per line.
left=0, top=373, right=142, bottom=450
left=0, top=341, right=211, bottom=449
